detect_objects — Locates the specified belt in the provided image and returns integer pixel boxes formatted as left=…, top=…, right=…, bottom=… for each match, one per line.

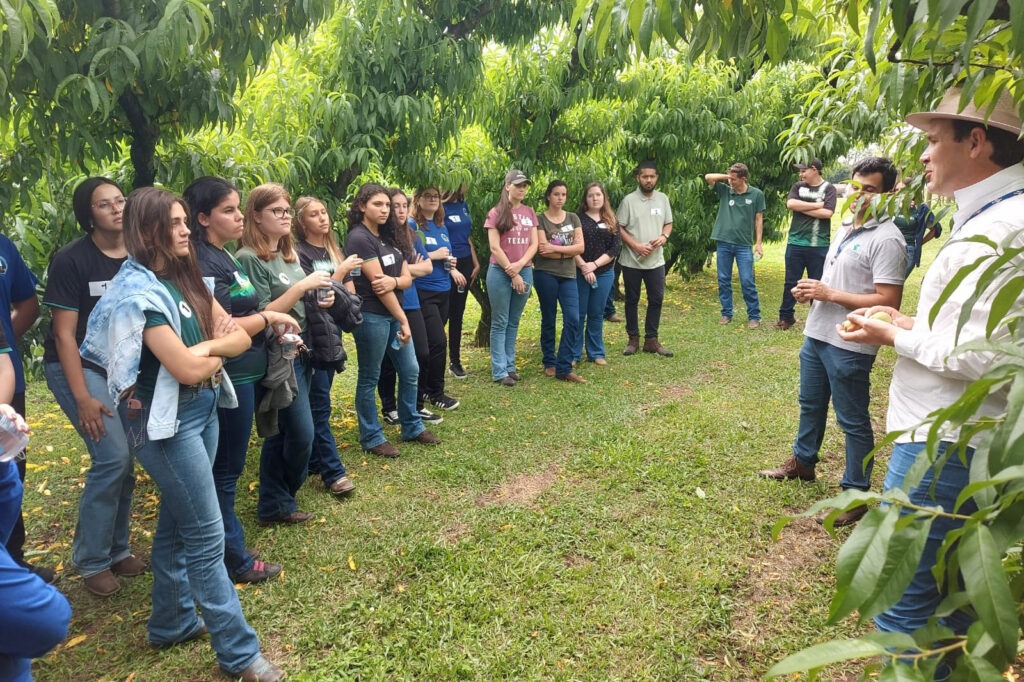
left=189, top=370, right=223, bottom=390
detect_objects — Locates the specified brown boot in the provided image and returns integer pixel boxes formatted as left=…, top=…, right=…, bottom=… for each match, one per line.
left=623, top=335, right=640, bottom=356
left=642, top=338, right=674, bottom=357
left=758, top=456, right=815, bottom=482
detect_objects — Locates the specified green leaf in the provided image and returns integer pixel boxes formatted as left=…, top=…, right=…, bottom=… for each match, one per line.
left=877, top=662, right=930, bottom=681
left=830, top=508, right=898, bottom=621
left=766, top=14, right=790, bottom=63
left=959, top=525, right=1018, bottom=664
left=985, top=274, right=1024, bottom=338
left=859, top=518, right=932, bottom=619
left=766, top=638, right=886, bottom=677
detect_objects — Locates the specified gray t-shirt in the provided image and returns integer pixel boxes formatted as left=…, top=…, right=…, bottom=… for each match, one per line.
left=804, top=217, right=908, bottom=355
left=616, top=188, right=673, bottom=269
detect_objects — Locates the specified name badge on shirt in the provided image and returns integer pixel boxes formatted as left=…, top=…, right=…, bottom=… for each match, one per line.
left=745, top=199, right=753, bottom=205
left=560, top=225, right=573, bottom=233
left=650, top=208, right=662, bottom=216
left=425, top=237, right=438, bottom=245
left=382, top=253, right=396, bottom=267
left=449, top=215, right=461, bottom=223
left=278, top=273, right=290, bottom=284
left=520, top=217, right=534, bottom=227
left=597, top=222, right=607, bottom=230
left=88, top=280, right=112, bottom=297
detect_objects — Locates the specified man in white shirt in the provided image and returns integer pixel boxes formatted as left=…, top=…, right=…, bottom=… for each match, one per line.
left=838, top=87, right=1024, bottom=644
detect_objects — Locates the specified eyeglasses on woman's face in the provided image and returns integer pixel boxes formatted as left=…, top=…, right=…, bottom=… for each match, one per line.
left=264, top=206, right=294, bottom=219
left=420, top=192, right=440, bottom=201
left=93, top=196, right=127, bottom=213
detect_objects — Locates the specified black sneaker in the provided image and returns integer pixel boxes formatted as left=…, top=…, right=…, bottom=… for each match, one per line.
left=416, top=408, right=444, bottom=424
left=382, top=410, right=399, bottom=425
left=17, top=560, right=57, bottom=585
left=429, top=394, right=460, bottom=411
left=449, top=363, right=468, bottom=379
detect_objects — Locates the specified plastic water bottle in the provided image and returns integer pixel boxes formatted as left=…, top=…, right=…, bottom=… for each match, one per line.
left=390, top=332, right=402, bottom=350
left=0, top=413, right=29, bottom=463
left=280, top=333, right=302, bottom=359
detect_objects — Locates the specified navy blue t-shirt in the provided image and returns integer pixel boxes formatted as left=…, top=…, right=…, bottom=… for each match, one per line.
left=0, top=235, right=39, bottom=393
left=443, top=200, right=473, bottom=259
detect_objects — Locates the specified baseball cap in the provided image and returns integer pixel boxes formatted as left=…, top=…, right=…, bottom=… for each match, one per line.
left=504, top=169, right=531, bottom=186
left=794, top=159, right=823, bottom=172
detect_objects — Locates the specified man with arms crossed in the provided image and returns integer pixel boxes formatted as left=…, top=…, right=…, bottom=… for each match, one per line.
left=617, top=160, right=674, bottom=357
left=839, top=88, right=1024, bottom=647
left=704, top=163, right=765, bottom=328
left=759, top=157, right=906, bottom=527
left=778, top=158, right=837, bottom=329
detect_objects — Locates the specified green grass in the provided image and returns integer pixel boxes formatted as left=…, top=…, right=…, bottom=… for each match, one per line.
left=21, top=240, right=933, bottom=681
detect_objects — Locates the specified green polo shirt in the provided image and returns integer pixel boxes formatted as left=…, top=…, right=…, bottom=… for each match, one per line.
left=710, top=182, right=766, bottom=246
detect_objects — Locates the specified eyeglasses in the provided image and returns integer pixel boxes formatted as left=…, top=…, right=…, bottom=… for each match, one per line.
left=421, top=193, right=440, bottom=200
left=92, top=197, right=127, bottom=212
left=265, top=207, right=294, bottom=219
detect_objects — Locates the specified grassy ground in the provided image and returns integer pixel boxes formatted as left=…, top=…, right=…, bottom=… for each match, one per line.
left=21, top=240, right=934, bottom=681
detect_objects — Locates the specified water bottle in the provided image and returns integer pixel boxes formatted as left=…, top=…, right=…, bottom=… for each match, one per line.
left=280, top=333, right=302, bottom=359
left=316, top=286, right=332, bottom=304
left=0, top=413, right=29, bottom=463
left=390, top=332, right=402, bottom=350
left=590, top=278, right=599, bottom=289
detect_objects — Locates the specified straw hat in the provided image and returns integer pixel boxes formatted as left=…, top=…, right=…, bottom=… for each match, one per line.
left=906, top=86, right=1022, bottom=135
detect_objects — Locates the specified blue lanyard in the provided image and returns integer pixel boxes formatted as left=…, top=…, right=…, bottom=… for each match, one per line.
left=831, top=224, right=870, bottom=261
left=953, top=188, right=1024, bottom=237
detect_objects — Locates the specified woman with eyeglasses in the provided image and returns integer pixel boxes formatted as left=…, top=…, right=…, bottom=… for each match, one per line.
left=410, top=187, right=460, bottom=411
left=42, top=178, right=143, bottom=596
left=183, top=177, right=300, bottom=585
left=485, top=170, right=539, bottom=386
left=345, top=183, right=440, bottom=458
left=292, top=196, right=362, bottom=497
left=377, top=188, right=438, bottom=426
left=80, top=187, right=283, bottom=681
left=236, top=183, right=333, bottom=526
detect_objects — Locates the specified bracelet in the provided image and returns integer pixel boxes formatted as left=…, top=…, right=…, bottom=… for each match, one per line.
left=258, top=312, right=270, bottom=329
left=394, top=276, right=399, bottom=289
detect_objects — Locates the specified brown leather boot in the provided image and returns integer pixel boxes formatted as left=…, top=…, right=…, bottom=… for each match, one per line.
left=758, top=456, right=815, bottom=482
left=642, top=337, right=674, bottom=357
left=623, top=335, right=640, bottom=356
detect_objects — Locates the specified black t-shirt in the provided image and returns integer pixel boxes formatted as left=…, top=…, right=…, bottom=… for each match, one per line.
left=343, top=224, right=404, bottom=317
left=295, top=240, right=338, bottom=277
left=195, top=240, right=266, bottom=385
left=42, top=236, right=126, bottom=367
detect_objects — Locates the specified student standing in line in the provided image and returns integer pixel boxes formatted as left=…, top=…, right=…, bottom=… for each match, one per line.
left=378, top=188, right=441, bottom=426
left=42, top=177, right=144, bottom=596
left=442, top=185, right=480, bottom=379
left=574, top=182, right=621, bottom=366
left=534, top=180, right=585, bottom=383
left=184, top=177, right=299, bottom=584
left=485, top=170, right=539, bottom=386
left=81, top=187, right=283, bottom=681
left=345, top=183, right=440, bottom=458
left=292, top=195, right=362, bottom=497
left=237, top=183, right=333, bottom=526
left=411, top=186, right=460, bottom=411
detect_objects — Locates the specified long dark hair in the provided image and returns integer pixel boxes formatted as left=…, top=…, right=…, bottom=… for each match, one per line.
left=123, top=187, right=213, bottom=339
left=578, top=182, right=617, bottom=233
left=412, top=186, right=445, bottom=228
left=347, top=183, right=400, bottom=249
left=543, top=180, right=567, bottom=207
left=492, top=185, right=514, bottom=234
left=73, top=177, right=122, bottom=233
left=182, top=176, right=239, bottom=245
left=386, top=187, right=414, bottom=258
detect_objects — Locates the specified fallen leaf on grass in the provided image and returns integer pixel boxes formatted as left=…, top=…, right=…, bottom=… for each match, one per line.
left=64, top=634, right=87, bottom=648
left=348, top=555, right=357, bottom=570
left=695, top=487, right=706, bottom=499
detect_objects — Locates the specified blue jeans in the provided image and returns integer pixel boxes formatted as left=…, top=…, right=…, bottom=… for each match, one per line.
left=780, top=244, right=826, bottom=323
left=487, top=266, right=533, bottom=380
left=127, top=387, right=262, bottom=674
left=212, top=381, right=255, bottom=580
left=534, top=270, right=581, bottom=375
left=44, top=362, right=135, bottom=578
left=793, top=338, right=876, bottom=490
left=875, top=441, right=976, bottom=638
left=716, top=241, right=761, bottom=320
left=256, top=354, right=313, bottom=521
left=576, top=269, right=614, bottom=361
left=308, top=367, right=348, bottom=485
left=352, top=311, right=424, bottom=449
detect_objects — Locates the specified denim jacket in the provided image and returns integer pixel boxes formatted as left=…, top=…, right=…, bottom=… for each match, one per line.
left=80, top=258, right=238, bottom=440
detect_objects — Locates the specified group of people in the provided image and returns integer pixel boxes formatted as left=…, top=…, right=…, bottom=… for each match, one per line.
left=2, top=85, right=1022, bottom=680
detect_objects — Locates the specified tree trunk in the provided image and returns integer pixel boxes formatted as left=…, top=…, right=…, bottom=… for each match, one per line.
left=472, top=266, right=491, bottom=347
left=119, top=91, right=159, bottom=188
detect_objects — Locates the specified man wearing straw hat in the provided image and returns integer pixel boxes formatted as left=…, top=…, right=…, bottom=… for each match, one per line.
left=838, top=86, right=1024, bottom=643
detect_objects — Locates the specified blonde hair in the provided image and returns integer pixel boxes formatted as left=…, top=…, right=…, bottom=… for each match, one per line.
left=241, top=183, right=295, bottom=262
left=293, top=196, right=344, bottom=265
